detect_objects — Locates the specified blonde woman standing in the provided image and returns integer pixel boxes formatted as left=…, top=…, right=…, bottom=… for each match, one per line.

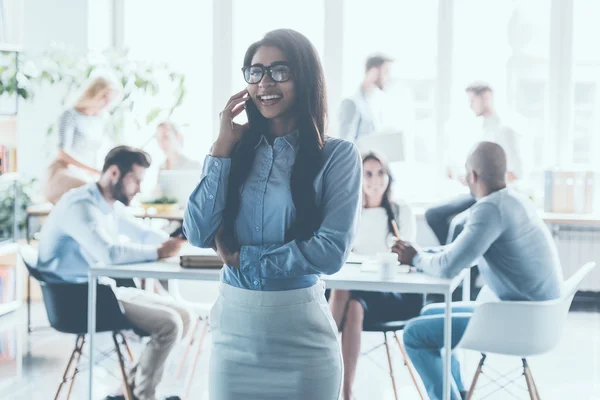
left=44, top=76, right=118, bottom=204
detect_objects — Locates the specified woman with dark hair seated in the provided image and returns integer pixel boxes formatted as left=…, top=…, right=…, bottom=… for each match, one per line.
left=184, top=29, right=362, bottom=399
left=329, top=152, right=423, bottom=400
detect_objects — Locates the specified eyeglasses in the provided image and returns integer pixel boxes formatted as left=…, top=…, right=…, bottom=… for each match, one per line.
left=242, top=62, right=292, bottom=84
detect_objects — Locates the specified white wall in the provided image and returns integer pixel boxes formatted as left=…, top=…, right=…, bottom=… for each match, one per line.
left=17, top=0, right=92, bottom=181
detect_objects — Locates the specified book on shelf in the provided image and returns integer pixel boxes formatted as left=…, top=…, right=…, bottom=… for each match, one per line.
left=0, top=246, right=18, bottom=306
left=544, top=170, right=596, bottom=214
left=0, top=265, right=16, bottom=304
left=0, top=145, right=18, bottom=175
left=0, top=330, right=18, bottom=361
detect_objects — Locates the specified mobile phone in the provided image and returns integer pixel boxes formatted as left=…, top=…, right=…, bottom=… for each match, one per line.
left=167, top=223, right=186, bottom=239
left=245, top=98, right=261, bottom=130
left=169, top=226, right=184, bottom=238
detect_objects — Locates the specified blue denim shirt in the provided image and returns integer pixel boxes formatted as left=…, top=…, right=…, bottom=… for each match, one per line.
left=184, top=131, right=362, bottom=291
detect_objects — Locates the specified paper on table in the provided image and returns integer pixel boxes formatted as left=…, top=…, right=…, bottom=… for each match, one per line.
left=346, top=253, right=371, bottom=264
left=359, top=260, right=412, bottom=274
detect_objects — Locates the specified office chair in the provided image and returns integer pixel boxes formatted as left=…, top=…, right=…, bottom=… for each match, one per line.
left=20, top=245, right=148, bottom=400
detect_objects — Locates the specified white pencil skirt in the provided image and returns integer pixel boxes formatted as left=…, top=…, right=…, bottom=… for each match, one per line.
left=208, top=281, right=342, bottom=400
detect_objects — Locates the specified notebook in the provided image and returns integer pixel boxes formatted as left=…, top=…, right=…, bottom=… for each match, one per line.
left=179, top=245, right=223, bottom=269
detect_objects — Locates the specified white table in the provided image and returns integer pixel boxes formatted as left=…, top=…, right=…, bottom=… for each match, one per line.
left=87, top=258, right=470, bottom=400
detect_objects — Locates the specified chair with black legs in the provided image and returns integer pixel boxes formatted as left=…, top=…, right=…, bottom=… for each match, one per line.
left=20, top=245, right=148, bottom=400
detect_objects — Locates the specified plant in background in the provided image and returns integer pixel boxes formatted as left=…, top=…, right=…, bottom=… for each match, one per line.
left=1, top=44, right=186, bottom=144
left=0, top=50, right=31, bottom=114
left=0, top=178, right=36, bottom=240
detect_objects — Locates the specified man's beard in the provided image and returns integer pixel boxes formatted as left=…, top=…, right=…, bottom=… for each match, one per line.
left=111, top=178, right=130, bottom=205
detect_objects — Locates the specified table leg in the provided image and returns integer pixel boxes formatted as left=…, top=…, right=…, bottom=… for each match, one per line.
left=27, top=274, right=31, bottom=333
left=443, top=290, right=452, bottom=400
left=459, top=268, right=472, bottom=382
left=88, top=274, right=97, bottom=400
left=462, top=268, right=471, bottom=302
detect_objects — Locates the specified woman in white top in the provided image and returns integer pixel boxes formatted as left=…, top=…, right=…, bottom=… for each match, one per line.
left=44, top=76, right=118, bottom=204
left=155, top=121, right=201, bottom=171
left=329, top=152, right=423, bottom=400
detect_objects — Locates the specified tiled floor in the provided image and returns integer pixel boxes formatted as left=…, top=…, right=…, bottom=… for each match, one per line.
left=1, top=302, right=599, bottom=400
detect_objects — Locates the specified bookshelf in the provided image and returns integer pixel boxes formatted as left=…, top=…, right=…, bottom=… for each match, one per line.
left=1, top=46, right=20, bottom=174
left=0, top=174, right=20, bottom=317
left=1, top=8, right=24, bottom=318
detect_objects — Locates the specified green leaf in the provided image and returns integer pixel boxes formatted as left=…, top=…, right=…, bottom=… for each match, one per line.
left=146, top=107, right=162, bottom=124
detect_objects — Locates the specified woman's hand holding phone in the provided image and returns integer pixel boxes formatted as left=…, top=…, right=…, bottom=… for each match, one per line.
left=212, top=89, right=250, bottom=158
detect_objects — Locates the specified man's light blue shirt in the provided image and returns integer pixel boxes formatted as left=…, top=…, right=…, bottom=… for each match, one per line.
left=37, top=183, right=168, bottom=283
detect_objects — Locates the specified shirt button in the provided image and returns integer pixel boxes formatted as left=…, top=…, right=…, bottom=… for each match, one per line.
left=253, top=280, right=259, bottom=286
left=208, top=194, right=214, bottom=199
left=255, top=226, right=260, bottom=232
left=214, top=160, right=220, bottom=166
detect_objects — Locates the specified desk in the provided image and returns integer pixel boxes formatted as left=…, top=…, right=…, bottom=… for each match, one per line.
left=25, top=203, right=185, bottom=230
left=87, top=258, right=470, bottom=400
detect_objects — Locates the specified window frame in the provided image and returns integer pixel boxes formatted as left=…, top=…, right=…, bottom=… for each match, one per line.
left=116, top=0, right=595, bottom=174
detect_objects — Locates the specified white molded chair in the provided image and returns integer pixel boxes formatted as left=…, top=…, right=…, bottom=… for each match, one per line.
left=168, top=280, right=219, bottom=398
left=457, top=262, right=596, bottom=400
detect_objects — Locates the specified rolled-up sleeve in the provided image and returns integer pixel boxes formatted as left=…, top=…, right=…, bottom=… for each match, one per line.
left=64, top=201, right=158, bottom=265
left=239, top=141, right=362, bottom=279
left=413, top=202, right=503, bottom=278
left=183, top=155, right=231, bottom=248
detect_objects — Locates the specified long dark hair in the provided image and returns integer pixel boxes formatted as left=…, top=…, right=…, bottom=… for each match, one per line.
left=221, top=29, right=328, bottom=251
left=362, top=152, right=397, bottom=234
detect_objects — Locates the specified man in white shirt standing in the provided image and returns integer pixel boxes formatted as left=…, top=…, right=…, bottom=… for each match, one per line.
left=426, top=83, right=524, bottom=246
left=338, top=54, right=393, bottom=142
left=37, top=146, right=193, bottom=400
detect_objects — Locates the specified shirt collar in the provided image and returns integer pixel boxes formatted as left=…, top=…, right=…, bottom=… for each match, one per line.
left=89, top=183, right=113, bottom=213
left=254, top=130, right=300, bottom=150
left=254, top=134, right=269, bottom=149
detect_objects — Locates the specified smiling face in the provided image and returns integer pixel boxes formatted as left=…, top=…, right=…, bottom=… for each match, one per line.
left=363, top=158, right=390, bottom=203
left=246, top=46, right=296, bottom=121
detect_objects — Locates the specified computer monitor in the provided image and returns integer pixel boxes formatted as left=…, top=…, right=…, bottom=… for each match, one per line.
left=355, top=131, right=405, bottom=163
left=157, top=169, right=201, bottom=207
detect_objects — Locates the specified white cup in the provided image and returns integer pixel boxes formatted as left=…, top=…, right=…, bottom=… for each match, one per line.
left=376, top=252, right=398, bottom=280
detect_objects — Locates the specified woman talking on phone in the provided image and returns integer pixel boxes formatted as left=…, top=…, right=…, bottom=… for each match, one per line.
left=184, top=29, right=362, bottom=399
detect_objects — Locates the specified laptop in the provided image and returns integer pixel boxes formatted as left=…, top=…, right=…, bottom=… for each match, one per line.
left=355, top=131, right=405, bottom=163
left=157, top=169, right=201, bottom=207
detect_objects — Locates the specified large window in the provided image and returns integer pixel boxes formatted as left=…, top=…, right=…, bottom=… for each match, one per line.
left=342, top=0, right=438, bottom=163
left=451, top=0, right=551, bottom=171
left=87, top=0, right=113, bottom=52
left=231, top=0, right=324, bottom=91
left=119, top=0, right=600, bottom=206
left=572, top=0, right=600, bottom=168
left=0, top=0, right=23, bottom=46
left=123, top=0, right=213, bottom=192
